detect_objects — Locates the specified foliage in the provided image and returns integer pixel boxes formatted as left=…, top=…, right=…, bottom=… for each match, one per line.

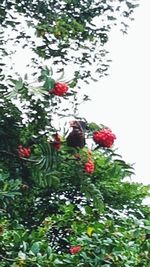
left=1, top=1, right=150, bottom=267
left=1, top=70, right=150, bottom=266
left=0, top=0, right=139, bottom=84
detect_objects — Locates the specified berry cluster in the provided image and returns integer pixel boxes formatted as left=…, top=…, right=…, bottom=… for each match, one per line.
left=18, top=145, right=31, bottom=158
left=93, top=128, right=116, bottom=148
left=53, top=133, right=61, bottom=150
left=70, top=245, right=81, bottom=254
left=84, top=159, right=94, bottom=174
left=50, top=82, right=68, bottom=96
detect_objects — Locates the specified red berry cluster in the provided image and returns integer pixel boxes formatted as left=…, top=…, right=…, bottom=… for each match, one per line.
left=53, top=133, right=61, bottom=150
left=93, top=128, right=116, bottom=148
left=50, top=82, right=68, bottom=96
left=69, top=245, right=81, bottom=254
left=84, top=159, right=94, bottom=174
left=18, top=145, right=31, bottom=158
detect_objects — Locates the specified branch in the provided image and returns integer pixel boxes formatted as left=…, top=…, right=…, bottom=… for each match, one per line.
left=0, top=150, right=37, bottom=163
left=0, top=254, right=15, bottom=262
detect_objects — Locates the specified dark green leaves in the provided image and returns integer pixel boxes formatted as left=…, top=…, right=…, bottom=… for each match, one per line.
left=35, top=140, right=54, bottom=172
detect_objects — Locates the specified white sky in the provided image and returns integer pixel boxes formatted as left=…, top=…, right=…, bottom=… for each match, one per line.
left=79, top=0, right=150, bottom=185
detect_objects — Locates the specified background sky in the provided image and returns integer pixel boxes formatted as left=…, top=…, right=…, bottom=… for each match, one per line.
left=79, top=0, right=150, bottom=186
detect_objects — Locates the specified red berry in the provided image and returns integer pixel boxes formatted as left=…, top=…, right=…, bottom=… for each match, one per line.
left=50, top=82, right=68, bottom=96
left=53, top=133, right=61, bottom=150
left=18, top=145, right=31, bottom=158
left=84, top=159, right=94, bottom=174
left=93, top=128, right=116, bottom=148
left=70, top=245, right=81, bottom=254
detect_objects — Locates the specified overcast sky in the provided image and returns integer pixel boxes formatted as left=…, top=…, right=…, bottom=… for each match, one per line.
left=79, top=0, right=150, bottom=185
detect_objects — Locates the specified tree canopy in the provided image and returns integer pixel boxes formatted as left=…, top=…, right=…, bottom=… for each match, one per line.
left=1, top=1, right=150, bottom=267
left=1, top=0, right=139, bottom=83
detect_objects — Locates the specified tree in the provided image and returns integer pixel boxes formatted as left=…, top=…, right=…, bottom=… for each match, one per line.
left=1, top=0, right=139, bottom=84
left=0, top=1, right=150, bottom=266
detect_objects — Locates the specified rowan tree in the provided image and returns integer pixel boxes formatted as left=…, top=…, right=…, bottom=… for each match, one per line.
left=0, top=1, right=150, bottom=266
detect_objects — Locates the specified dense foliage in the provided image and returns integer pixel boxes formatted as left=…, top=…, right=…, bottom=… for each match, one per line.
left=1, top=1, right=150, bottom=267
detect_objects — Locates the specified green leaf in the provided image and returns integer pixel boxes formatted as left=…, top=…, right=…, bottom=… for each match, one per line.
left=35, top=141, right=54, bottom=172
left=30, top=242, right=40, bottom=255
left=15, top=77, right=24, bottom=90
left=44, top=77, right=55, bottom=90
left=53, top=259, right=64, bottom=264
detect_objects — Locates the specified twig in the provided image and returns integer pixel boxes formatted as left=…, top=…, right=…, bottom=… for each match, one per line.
left=0, top=150, right=37, bottom=163
left=0, top=254, right=16, bottom=262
